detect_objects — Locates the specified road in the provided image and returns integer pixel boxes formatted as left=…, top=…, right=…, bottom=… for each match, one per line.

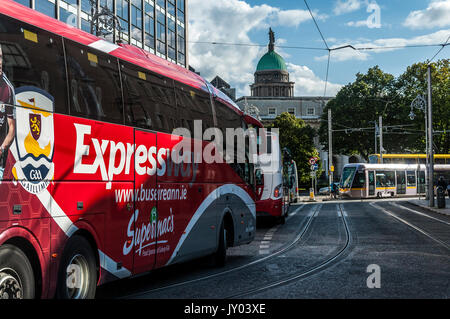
left=95, top=199, right=450, bottom=299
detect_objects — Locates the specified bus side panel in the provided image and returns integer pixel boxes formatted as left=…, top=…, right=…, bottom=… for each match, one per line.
left=132, top=130, right=157, bottom=274
left=50, top=114, right=136, bottom=281
left=154, top=133, right=217, bottom=268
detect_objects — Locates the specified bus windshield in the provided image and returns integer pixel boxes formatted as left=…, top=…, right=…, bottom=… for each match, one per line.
left=341, top=167, right=356, bottom=188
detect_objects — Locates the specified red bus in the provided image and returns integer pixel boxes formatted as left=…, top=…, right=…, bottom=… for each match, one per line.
left=242, top=115, right=288, bottom=224
left=0, top=0, right=257, bottom=299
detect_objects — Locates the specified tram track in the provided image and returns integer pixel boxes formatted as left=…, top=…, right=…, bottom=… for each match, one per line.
left=370, top=202, right=450, bottom=250
left=121, top=203, right=320, bottom=298
left=224, top=203, right=352, bottom=299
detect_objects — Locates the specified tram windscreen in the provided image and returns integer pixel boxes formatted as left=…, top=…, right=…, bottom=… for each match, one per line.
left=341, top=167, right=356, bottom=188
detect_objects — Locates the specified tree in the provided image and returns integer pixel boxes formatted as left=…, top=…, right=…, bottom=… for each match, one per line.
left=317, top=63, right=448, bottom=160
left=268, top=112, right=320, bottom=184
left=396, top=59, right=449, bottom=154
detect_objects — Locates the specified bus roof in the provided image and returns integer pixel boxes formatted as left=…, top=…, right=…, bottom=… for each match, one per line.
left=0, top=0, right=243, bottom=116
left=243, top=114, right=264, bottom=128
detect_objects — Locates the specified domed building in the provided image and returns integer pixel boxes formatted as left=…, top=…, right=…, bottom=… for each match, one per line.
left=250, top=29, right=294, bottom=98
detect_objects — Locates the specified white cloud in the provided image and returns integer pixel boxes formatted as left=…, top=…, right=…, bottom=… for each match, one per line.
left=403, top=0, right=450, bottom=29
left=333, top=0, right=365, bottom=15
left=188, top=0, right=329, bottom=97
left=346, top=20, right=369, bottom=27
left=287, top=63, right=342, bottom=97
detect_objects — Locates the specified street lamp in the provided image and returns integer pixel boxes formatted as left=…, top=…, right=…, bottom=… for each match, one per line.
left=409, top=94, right=428, bottom=199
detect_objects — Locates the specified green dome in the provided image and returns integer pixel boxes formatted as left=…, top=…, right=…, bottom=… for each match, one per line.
left=256, top=51, right=287, bottom=71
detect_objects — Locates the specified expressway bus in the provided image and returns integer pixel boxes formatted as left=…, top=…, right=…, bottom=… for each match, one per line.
left=0, top=1, right=258, bottom=299
left=369, top=154, right=450, bottom=165
left=340, top=163, right=450, bottom=199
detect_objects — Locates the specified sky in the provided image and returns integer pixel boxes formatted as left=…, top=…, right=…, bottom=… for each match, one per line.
left=187, top=0, right=450, bottom=98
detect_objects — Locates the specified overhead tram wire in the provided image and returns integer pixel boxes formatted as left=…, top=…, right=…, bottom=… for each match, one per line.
left=428, top=34, right=450, bottom=63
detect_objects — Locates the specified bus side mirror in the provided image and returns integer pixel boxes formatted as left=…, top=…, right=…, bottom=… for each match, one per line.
left=255, top=169, right=264, bottom=186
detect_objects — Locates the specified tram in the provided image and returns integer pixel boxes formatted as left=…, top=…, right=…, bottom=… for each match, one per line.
left=339, top=163, right=450, bottom=199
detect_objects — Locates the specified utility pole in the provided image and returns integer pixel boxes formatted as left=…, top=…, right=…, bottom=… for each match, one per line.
left=328, top=109, right=333, bottom=194
left=374, top=121, right=378, bottom=157
left=379, top=116, right=383, bottom=164
left=427, top=65, right=434, bottom=207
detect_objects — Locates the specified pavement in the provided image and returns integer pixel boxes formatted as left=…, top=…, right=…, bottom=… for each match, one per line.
left=407, top=197, right=450, bottom=216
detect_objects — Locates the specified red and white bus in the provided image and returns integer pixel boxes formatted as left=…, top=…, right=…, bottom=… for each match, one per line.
left=242, top=116, right=288, bottom=224
left=0, top=0, right=257, bottom=299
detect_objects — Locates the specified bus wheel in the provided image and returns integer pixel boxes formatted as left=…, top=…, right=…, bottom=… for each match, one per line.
left=56, top=236, right=97, bottom=299
left=0, top=245, right=35, bottom=299
left=213, top=221, right=228, bottom=267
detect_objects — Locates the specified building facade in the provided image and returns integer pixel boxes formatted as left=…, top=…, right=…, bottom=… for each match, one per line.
left=235, top=29, right=354, bottom=182
left=12, top=0, right=188, bottom=68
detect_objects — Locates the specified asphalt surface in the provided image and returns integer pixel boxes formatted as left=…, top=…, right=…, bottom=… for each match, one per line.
left=95, top=199, right=450, bottom=299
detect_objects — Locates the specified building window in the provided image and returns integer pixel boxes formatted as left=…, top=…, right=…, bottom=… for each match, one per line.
left=35, top=0, right=56, bottom=18
left=307, top=107, right=315, bottom=116
left=268, top=108, right=277, bottom=117
left=144, top=2, right=155, bottom=50
left=131, top=0, right=143, bottom=45
left=14, top=0, right=31, bottom=7
left=156, top=11, right=166, bottom=55
left=288, top=107, right=296, bottom=116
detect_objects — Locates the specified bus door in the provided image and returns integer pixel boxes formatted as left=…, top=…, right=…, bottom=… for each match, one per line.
left=368, top=171, right=375, bottom=196
left=132, top=129, right=158, bottom=274
left=396, top=171, right=406, bottom=195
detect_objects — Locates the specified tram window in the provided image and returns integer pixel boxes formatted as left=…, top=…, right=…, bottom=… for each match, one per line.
left=65, top=40, right=123, bottom=124
left=121, top=61, right=177, bottom=133
left=0, top=16, right=69, bottom=114
left=352, top=171, right=365, bottom=188
left=407, top=171, right=416, bottom=187
left=385, top=171, right=395, bottom=187
left=376, top=173, right=386, bottom=187
left=342, top=167, right=356, bottom=188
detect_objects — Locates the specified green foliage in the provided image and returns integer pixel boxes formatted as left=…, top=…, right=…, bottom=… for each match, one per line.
left=318, top=60, right=449, bottom=159
left=268, top=112, right=320, bottom=183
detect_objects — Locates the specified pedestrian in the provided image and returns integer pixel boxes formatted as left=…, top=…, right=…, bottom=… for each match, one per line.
left=0, top=44, right=16, bottom=181
left=436, top=176, right=448, bottom=198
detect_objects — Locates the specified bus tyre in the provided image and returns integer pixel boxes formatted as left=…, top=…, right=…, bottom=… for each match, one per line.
left=213, top=221, right=228, bottom=267
left=56, top=236, right=97, bottom=299
left=0, top=244, right=35, bottom=299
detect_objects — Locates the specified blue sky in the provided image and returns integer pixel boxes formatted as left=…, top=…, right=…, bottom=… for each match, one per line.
left=188, top=0, right=450, bottom=98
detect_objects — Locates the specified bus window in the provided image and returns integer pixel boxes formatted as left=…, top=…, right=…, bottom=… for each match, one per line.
left=121, top=61, right=177, bottom=133
left=0, top=15, right=69, bottom=114
left=407, top=171, right=416, bottom=187
left=65, top=40, right=123, bottom=124
left=175, top=83, right=214, bottom=133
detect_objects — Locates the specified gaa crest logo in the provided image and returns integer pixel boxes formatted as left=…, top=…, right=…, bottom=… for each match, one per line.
left=12, top=87, right=55, bottom=194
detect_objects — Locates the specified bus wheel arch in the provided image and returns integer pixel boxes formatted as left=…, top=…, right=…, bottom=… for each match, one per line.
left=222, top=210, right=235, bottom=248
